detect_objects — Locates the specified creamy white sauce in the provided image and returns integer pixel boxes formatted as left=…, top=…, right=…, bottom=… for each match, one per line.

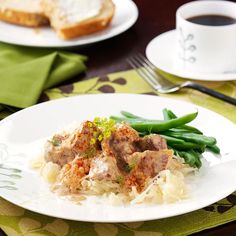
left=89, top=158, right=108, bottom=178
left=58, top=0, right=102, bottom=24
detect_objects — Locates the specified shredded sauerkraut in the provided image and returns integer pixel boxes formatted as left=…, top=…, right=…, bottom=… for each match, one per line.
left=34, top=157, right=194, bottom=205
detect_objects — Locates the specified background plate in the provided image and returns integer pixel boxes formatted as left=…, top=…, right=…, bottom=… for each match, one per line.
left=0, top=0, right=138, bottom=48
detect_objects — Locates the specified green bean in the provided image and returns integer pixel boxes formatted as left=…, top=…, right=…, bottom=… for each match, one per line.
left=168, top=128, right=189, bottom=133
left=162, top=131, right=216, bottom=146
left=176, top=150, right=196, bottom=167
left=195, top=145, right=206, bottom=154
left=167, top=109, right=177, bottom=119
left=160, top=135, right=185, bottom=144
left=110, top=116, right=143, bottom=123
left=206, top=144, right=221, bottom=154
left=162, top=108, right=171, bottom=120
left=174, top=150, right=202, bottom=168
left=190, top=150, right=202, bottom=168
left=116, top=110, right=202, bottom=133
left=128, top=112, right=198, bottom=133
left=163, top=109, right=203, bottom=134
left=179, top=125, right=202, bottom=134
left=120, top=111, right=144, bottom=119
left=170, top=142, right=205, bottom=150
left=110, top=116, right=133, bottom=122
left=110, top=116, right=161, bottom=123
left=166, top=127, right=202, bottom=134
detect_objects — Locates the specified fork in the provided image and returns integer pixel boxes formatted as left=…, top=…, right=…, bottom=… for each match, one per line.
left=127, top=54, right=236, bottom=106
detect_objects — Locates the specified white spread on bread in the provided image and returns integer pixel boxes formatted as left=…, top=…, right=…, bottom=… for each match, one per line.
left=0, top=0, right=115, bottom=39
left=0, top=0, right=43, bottom=13
left=58, top=0, right=102, bottom=24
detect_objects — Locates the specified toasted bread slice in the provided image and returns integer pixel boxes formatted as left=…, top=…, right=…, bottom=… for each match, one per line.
left=0, top=0, right=49, bottom=27
left=41, top=0, right=115, bottom=39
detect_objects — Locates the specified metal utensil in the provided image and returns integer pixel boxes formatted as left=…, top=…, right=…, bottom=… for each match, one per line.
left=127, top=54, right=236, bottom=106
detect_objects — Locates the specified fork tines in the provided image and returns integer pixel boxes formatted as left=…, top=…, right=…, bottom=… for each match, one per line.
left=127, top=54, right=161, bottom=89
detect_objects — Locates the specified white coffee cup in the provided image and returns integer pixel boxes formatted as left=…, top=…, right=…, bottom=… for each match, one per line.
left=175, top=0, right=236, bottom=75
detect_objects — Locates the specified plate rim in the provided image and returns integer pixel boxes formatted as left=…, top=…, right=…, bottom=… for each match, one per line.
left=1, top=93, right=235, bottom=125
left=1, top=179, right=236, bottom=223
left=146, top=29, right=236, bottom=81
left=0, top=93, right=236, bottom=223
left=0, top=0, right=139, bottom=48
left=1, top=93, right=235, bottom=140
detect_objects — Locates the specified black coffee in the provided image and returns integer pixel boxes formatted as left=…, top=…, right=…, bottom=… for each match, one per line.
left=187, top=14, right=236, bottom=26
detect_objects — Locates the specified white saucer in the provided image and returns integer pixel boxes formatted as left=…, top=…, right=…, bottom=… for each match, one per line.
left=146, top=30, right=236, bottom=81
left=0, top=0, right=138, bottom=48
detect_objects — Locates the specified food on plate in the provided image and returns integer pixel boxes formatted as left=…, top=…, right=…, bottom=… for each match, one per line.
left=34, top=109, right=219, bottom=205
left=111, top=109, right=220, bottom=168
left=41, top=0, right=115, bottom=39
left=0, top=0, right=49, bottom=27
left=0, top=0, right=115, bottom=39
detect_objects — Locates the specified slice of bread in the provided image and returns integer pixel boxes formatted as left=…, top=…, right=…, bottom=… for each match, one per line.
left=41, top=0, right=115, bottom=39
left=0, top=0, right=49, bottom=27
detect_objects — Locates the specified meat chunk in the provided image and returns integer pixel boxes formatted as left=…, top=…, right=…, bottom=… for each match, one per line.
left=101, top=126, right=168, bottom=175
left=44, top=121, right=100, bottom=166
left=70, top=121, right=100, bottom=154
left=56, top=156, right=91, bottom=194
left=89, top=154, right=121, bottom=181
left=101, top=123, right=140, bottom=173
left=44, top=133, right=74, bottom=167
left=127, top=150, right=173, bottom=177
left=125, top=150, right=173, bottom=191
left=102, top=123, right=140, bottom=156
left=134, top=134, right=167, bottom=152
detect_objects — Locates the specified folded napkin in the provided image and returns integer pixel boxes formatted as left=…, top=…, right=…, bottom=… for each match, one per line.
left=0, top=42, right=87, bottom=116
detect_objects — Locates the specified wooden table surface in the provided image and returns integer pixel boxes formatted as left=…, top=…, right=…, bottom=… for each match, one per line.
left=1, top=0, right=236, bottom=235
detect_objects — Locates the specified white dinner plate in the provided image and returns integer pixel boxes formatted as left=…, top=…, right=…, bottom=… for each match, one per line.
left=146, top=30, right=236, bottom=81
left=0, top=94, right=236, bottom=222
left=0, top=0, right=138, bottom=48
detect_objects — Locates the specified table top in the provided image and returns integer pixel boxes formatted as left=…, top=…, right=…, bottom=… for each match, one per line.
left=57, top=0, right=236, bottom=234
left=0, top=0, right=235, bottom=235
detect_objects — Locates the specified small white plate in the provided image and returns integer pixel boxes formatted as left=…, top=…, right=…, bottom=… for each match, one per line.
left=146, top=30, right=236, bottom=81
left=0, top=0, right=138, bottom=48
left=0, top=94, right=236, bottom=223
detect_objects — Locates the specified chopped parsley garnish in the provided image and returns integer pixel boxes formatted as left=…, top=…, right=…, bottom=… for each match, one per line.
left=125, top=159, right=138, bottom=172
left=84, top=147, right=97, bottom=158
left=116, top=175, right=124, bottom=184
left=50, top=135, right=62, bottom=147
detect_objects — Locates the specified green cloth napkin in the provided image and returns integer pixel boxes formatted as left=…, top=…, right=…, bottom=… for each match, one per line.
left=0, top=42, right=87, bottom=112
left=0, top=69, right=236, bottom=236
